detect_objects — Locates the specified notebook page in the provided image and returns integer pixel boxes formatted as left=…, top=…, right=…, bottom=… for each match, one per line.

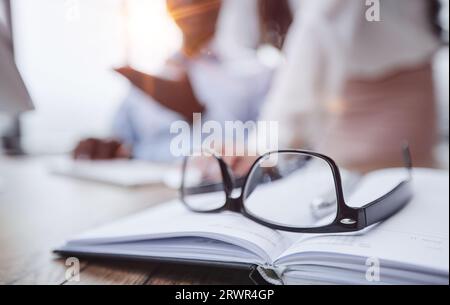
left=276, top=168, right=449, bottom=275
left=65, top=200, right=291, bottom=264
left=62, top=237, right=263, bottom=265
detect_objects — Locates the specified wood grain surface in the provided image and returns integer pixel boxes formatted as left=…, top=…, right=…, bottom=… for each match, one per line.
left=0, top=155, right=253, bottom=285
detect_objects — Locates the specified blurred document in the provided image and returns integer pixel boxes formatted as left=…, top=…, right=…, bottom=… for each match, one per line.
left=49, top=158, right=180, bottom=188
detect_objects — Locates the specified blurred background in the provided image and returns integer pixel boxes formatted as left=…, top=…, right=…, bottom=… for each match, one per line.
left=1, top=0, right=182, bottom=153
left=0, top=0, right=448, bottom=165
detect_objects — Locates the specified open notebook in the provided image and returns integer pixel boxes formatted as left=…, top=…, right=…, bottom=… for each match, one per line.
left=55, top=168, right=449, bottom=285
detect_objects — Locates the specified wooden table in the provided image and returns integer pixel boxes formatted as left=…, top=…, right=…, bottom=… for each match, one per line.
left=0, top=155, right=253, bottom=285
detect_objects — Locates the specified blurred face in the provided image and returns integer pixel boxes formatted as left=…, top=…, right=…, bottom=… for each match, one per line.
left=167, top=0, right=222, bottom=38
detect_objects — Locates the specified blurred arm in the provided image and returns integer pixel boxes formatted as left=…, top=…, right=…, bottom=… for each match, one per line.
left=115, top=67, right=205, bottom=122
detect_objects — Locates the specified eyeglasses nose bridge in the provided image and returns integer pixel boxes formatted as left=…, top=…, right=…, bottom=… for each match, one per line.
left=228, top=197, right=242, bottom=213
left=218, top=158, right=236, bottom=193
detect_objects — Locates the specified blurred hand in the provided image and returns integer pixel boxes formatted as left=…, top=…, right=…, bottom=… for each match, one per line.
left=206, top=143, right=260, bottom=177
left=114, top=66, right=136, bottom=81
left=73, top=138, right=131, bottom=160
left=222, top=155, right=259, bottom=178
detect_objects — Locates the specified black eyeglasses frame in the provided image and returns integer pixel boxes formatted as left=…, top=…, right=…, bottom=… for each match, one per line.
left=180, top=148, right=413, bottom=233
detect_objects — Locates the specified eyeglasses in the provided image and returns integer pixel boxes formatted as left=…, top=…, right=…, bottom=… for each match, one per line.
left=180, top=147, right=413, bottom=233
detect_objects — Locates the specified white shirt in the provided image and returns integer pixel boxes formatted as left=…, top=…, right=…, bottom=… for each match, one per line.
left=113, top=42, right=272, bottom=161
left=260, top=0, right=441, bottom=148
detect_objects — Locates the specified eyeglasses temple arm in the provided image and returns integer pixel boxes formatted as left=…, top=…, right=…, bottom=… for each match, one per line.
left=361, top=180, right=413, bottom=227
left=402, top=142, right=413, bottom=179
left=182, top=176, right=247, bottom=196
left=361, top=143, right=414, bottom=226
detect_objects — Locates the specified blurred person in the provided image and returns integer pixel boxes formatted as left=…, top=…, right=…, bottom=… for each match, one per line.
left=217, top=0, right=298, bottom=51
left=73, top=0, right=272, bottom=161
left=226, top=0, right=443, bottom=175
left=258, top=0, right=295, bottom=49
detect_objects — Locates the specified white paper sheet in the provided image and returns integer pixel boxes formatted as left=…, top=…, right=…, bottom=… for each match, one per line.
left=49, top=158, right=180, bottom=188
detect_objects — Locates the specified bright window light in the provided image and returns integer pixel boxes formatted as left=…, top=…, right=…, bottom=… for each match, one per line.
left=12, top=0, right=181, bottom=154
